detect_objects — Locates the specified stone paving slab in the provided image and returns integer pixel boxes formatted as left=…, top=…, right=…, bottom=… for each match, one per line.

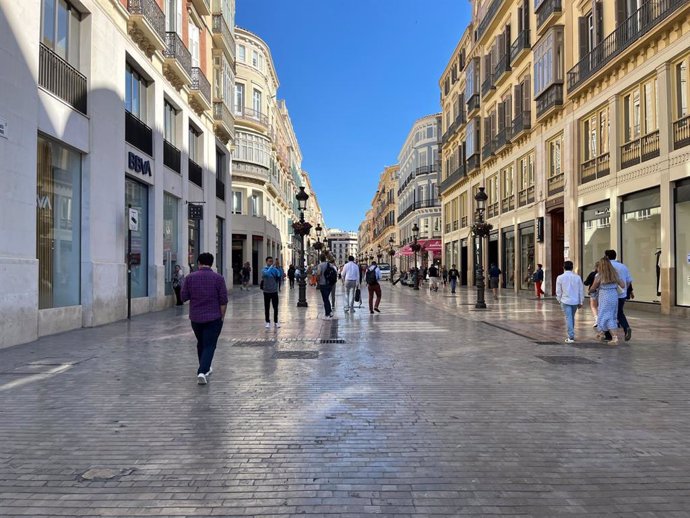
left=1, top=284, right=690, bottom=516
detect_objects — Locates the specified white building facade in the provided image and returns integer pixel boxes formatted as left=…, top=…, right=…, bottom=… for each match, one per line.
left=396, top=114, right=442, bottom=269
left=0, top=0, right=235, bottom=348
left=327, top=230, right=358, bottom=266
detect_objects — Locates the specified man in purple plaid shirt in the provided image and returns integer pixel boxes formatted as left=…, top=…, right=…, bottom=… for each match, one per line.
left=181, top=253, right=228, bottom=385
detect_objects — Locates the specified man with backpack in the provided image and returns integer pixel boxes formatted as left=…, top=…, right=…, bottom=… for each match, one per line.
left=317, top=253, right=337, bottom=319
left=428, top=263, right=440, bottom=292
left=366, top=261, right=382, bottom=314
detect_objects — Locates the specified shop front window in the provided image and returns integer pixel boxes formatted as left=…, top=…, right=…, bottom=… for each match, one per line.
left=519, top=225, right=534, bottom=290
left=503, top=230, right=515, bottom=289
left=37, top=135, right=81, bottom=309
left=676, top=180, right=690, bottom=306
left=581, top=201, right=610, bottom=276
left=125, top=178, right=148, bottom=298
left=163, top=193, right=179, bottom=296
left=622, top=188, right=661, bottom=303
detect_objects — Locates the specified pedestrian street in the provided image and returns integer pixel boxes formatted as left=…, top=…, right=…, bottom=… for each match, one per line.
left=1, top=283, right=690, bottom=517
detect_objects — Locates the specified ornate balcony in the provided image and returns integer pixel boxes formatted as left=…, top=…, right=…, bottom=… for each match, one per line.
left=212, top=13, right=235, bottom=63
left=467, top=153, right=480, bottom=173
left=482, top=139, right=496, bottom=160
left=467, top=93, right=480, bottom=115
left=481, top=73, right=495, bottom=99
left=493, top=54, right=511, bottom=87
left=510, top=30, right=530, bottom=66
left=535, top=83, right=563, bottom=120
left=495, top=127, right=511, bottom=151
left=213, top=101, right=234, bottom=144
left=38, top=43, right=87, bottom=114
left=674, top=115, right=690, bottom=150
left=163, top=32, right=193, bottom=89
left=567, top=0, right=688, bottom=93
left=477, top=0, right=505, bottom=40
left=189, top=0, right=210, bottom=16
left=536, top=0, right=562, bottom=35
left=439, top=165, right=466, bottom=194
left=518, top=185, right=535, bottom=207
left=620, top=130, right=660, bottom=170
left=511, top=111, right=531, bottom=140
left=235, top=107, right=270, bottom=133
left=189, top=67, right=212, bottom=114
left=579, top=153, right=610, bottom=184
left=127, top=0, right=166, bottom=57
left=501, top=196, right=516, bottom=213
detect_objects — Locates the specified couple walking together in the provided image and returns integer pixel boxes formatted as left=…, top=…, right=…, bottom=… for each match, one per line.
left=339, top=256, right=382, bottom=315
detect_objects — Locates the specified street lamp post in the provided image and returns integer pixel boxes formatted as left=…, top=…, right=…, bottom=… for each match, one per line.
left=411, top=223, right=421, bottom=290
left=295, top=187, right=310, bottom=308
left=376, top=245, right=382, bottom=262
left=473, top=187, right=490, bottom=309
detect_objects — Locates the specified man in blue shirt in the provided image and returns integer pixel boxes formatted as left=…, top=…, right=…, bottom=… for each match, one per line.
left=605, top=249, right=634, bottom=342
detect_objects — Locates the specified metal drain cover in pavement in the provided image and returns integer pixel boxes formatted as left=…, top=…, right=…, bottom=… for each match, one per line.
left=320, top=339, right=346, bottom=344
left=537, top=355, right=598, bottom=365
left=231, top=340, right=276, bottom=347
left=272, top=351, right=319, bottom=359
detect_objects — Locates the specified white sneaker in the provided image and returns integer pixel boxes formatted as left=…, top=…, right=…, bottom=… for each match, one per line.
left=274, top=322, right=281, bottom=328
left=206, top=367, right=213, bottom=377
left=265, top=322, right=271, bottom=329
left=564, top=338, right=575, bottom=344
left=197, top=373, right=207, bottom=385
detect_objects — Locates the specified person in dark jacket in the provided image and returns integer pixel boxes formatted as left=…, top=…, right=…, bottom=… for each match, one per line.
left=287, top=265, right=296, bottom=288
left=448, top=264, right=460, bottom=294
left=488, top=263, right=502, bottom=299
left=261, top=257, right=283, bottom=329
left=583, top=261, right=600, bottom=328
left=532, top=264, right=545, bottom=299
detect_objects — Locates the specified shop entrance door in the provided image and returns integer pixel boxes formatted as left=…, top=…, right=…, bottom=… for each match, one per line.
left=488, top=232, right=499, bottom=270
left=550, top=209, right=565, bottom=295
left=460, top=240, right=468, bottom=286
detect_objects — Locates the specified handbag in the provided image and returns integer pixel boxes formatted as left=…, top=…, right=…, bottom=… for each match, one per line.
left=354, top=286, right=361, bottom=303
left=616, top=284, right=625, bottom=295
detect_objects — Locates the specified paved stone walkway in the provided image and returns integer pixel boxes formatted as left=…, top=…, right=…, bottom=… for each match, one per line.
left=1, top=283, right=690, bottom=517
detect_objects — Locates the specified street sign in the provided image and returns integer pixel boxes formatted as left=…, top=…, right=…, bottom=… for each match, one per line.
left=128, top=208, right=139, bottom=231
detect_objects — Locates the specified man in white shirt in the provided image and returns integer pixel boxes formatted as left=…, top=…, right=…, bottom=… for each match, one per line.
left=340, top=256, right=360, bottom=313
left=555, top=260, right=585, bottom=344
left=605, top=249, right=634, bottom=341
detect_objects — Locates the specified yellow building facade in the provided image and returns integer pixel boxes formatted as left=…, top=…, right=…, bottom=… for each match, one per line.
left=369, top=165, right=400, bottom=263
left=440, top=0, right=690, bottom=314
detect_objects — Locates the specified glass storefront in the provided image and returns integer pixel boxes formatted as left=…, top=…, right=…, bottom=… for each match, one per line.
left=581, top=201, right=610, bottom=277
left=503, top=230, right=515, bottom=289
left=188, top=218, right=201, bottom=271
left=125, top=178, right=148, bottom=298
left=36, top=135, right=81, bottom=309
left=216, top=216, right=224, bottom=276
left=519, top=224, right=535, bottom=290
left=163, top=193, right=179, bottom=296
left=676, top=180, right=690, bottom=307
left=622, top=188, right=661, bottom=303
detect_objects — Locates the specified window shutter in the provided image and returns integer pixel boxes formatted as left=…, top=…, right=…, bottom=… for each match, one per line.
left=578, top=17, right=589, bottom=59
left=514, top=84, right=522, bottom=116
left=616, top=0, right=627, bottom=26
left=505, top=25, right=511, bottom=56
left=523, top=0, right=530, bottom=30
left=498, top=103, right=505, bottom=132
left=595, top=2, right=604, bottom=44
left=522, top=77, right=530, bottom=112
left=517, top=6, right=523, bottom=33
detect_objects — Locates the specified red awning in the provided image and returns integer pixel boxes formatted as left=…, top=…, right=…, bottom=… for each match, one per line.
left=398, top=244, right=414, bottom=257
left=419, top=239, right=442, bottom=252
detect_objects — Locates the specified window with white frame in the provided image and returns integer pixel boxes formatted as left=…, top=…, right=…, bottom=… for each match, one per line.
left=235, top=132, right=271, bottom=168
left=164, top=100, right=177, bottom=144
left=623, top=77, right=658, bottom=142
left=547, top=134, right=562, bottom=178
left=165, top=0, right=182, bottom=34
left=253, top=89, right=262, bottom=116
left=214, top=54, right=234, bottom=105
left=41, top=0, right=82, bottom=67
left=188, top=20, right=200, bottom=68
left=238, top=44, right=246, bottom=62
left=188, top=126, right=201, bottom=163
left=234, top=83, right=244, bottom=114
left=534, top=26, right=564, bottom=97
left=581, top=106, right=609, bottom=162
left=232, top=191, right=242, bottom=214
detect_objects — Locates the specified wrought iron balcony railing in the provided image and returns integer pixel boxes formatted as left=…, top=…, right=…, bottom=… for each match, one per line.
left=510, top=30, right=530, bottom=65
left=164, top=31, right=193, bottom=80
left=163, top=140, right=181, bottom=173
left=535, top=83, right=563, bottom=119
left=125, top=111, right=153, bottom=156
left=511, top=111, right=531, bottom=139
left=127, top=0, right=166, bottom=43
left=620, top=130, right=660, bottom=169
left=38, top=43, right=87, bottom=114
left=191, top=67, right=211, bottom=106
left=536, top=0, right=562, bottom=31
left=189, top=158, right=203, bottom=188
left=674, top=115, right=690, bottom=150
left=567, top=0, right=687, bottom=92
left=579, top=153, right=610, bottom=184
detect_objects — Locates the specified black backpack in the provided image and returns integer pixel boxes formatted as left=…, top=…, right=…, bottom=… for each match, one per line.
left=324, top=264, right=338, bottom=286
left=365, top=268, right=378, bottom=285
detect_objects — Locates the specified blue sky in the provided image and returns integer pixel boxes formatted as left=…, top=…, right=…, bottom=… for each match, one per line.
left=236, top=0, right=471, bottom=231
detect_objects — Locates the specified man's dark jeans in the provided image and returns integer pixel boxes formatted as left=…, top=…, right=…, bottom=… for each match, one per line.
left=319, top=285, right=332, bottom=316
left=617, top=298, right=630, bottom=332
left=191, top=318, right=223, bottom=375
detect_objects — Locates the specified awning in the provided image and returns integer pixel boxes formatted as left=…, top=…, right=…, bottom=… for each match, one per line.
left=420, top=239, right=442, bottom=252
left=398, top=244, right=414, bottom=257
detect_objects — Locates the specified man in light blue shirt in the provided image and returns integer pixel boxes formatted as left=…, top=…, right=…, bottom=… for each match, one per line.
left=605, top=249, right=634, bottom=341
left=556, top=261, right=584, bottom=343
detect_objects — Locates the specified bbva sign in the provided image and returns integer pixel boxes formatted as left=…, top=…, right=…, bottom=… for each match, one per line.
left=128, top=152, right=152, bottom=176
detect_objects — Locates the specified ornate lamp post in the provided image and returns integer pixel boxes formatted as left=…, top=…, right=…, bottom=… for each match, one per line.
left=387, top=236, right=396, bottom=283
left=294, top=186, right=311, bottom=308
left=376, top=245, right=383, bottom=262
left=472, top=187, right=491, bottom=309
left=411, top=223, right=421, bottom=290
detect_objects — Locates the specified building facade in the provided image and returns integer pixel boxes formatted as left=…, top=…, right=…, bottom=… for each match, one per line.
left=326, top=229, right=358, bottom=266
left=0, top=0, right=236, bottom=348
left=439, top=0, right=690, bottom=314
left=358, top=208, right=374, bottom=262
left=367, top=165, right=399, bottom=264
left=396, top=114, right=442, bottom=270
left=231, top=27, right=306, bottom=284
